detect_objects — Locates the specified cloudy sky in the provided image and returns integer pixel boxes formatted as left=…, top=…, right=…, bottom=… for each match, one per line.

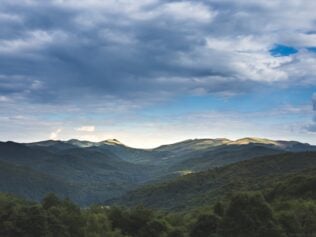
left=0, top=0, right=316, bottom=148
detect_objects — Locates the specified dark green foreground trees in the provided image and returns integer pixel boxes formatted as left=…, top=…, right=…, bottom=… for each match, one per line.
left=1, top=192, right=315, bottom=237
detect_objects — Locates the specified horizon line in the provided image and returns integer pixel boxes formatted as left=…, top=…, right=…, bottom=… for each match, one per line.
left=1, top=136, right=314, bottom=150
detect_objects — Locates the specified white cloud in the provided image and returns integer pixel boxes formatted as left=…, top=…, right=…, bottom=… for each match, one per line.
left=0, top=13, right=22, bottom=22
left=160, top=2, right=216, bottom=23
left=0, top=30, right=68, bottom=54
left=49, top=128, right=62, bottom=140
left=0, top=96, right=10, bottom=102
left=76, top=126, right=95, bottom=132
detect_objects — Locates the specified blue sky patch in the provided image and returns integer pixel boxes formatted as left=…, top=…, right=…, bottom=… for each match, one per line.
left=307, top=47, right=316, bottom=53
left=270, top=44, right=298, bottom=57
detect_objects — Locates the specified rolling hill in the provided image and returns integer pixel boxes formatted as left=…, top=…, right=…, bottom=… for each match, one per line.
left=0, top=137, right=315, bottom=206
left=112, top=152, right=316, bottom=210
left=0, top=141, right=152, bottom=204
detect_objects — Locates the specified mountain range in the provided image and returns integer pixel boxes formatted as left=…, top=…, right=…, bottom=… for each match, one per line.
left=0, top=137, right=315, bottom=206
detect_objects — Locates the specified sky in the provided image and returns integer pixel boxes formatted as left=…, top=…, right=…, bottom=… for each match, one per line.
left=0, top=0, right=316, bottom=148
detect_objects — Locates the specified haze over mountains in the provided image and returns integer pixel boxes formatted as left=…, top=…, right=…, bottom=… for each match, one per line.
left=0, top=137, right=315, bottom=206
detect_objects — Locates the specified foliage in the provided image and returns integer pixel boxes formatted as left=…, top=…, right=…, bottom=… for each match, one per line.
left=1, top=151, right=316, bottom=236
left=1, top=188, right=316, bottom=237
left=219, top=193, right=282, bottom=237
left=115, top=152, right=316, bottom=210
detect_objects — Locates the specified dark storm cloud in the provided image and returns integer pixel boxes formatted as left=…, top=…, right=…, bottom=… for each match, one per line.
left=0, top=1, right=210, bottom=103
left=0, top=0, right=315, bottom=106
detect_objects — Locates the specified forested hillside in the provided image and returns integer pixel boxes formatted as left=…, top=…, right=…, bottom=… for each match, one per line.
left=0, top=138, right=315, bottom=206
left=113, top=152, right=316, bottom=210
left=1, top=141, right=316, bottom=237
left=1, top=180, right=316, bottom=237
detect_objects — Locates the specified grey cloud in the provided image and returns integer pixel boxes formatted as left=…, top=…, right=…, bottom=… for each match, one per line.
left=0, top=0, right=315, bottom=107
left=306, top=122, right=316, bottom=133
left=305, top=94, right=316, bottom=133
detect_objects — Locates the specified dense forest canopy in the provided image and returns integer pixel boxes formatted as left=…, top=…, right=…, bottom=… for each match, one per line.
left=1, top=174, right=316, bottom=237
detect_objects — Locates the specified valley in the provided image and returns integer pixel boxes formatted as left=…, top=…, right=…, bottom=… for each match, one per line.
left=0, top=137, right=315, bottom=207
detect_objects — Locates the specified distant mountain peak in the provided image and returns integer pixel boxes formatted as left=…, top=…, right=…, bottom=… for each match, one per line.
left=63, top=139, right=126, bottom=148
left=102, top=139, right=123, bottom=145
left=67, top=139, right=80, bottom=143
left=26, top=140, right=65, bottom=147
left=231, top=137, right=277, bottom=145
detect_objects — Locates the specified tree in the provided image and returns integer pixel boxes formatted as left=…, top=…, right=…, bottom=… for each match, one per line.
left=84, top=212, right=111, bottom=237
left=138, top=219, right=168, bottom=237
left=46, top=207, right=70, bottom=237
left=16, top=205, right=49, bottom=237
left=213, top=201, right=224, bottom=217
left=277, top=211, right=302, bottom=237
left=59, top=198, right=84, bottom=237
left=275, top=200, right=316, bottom=237
left=219, top=192, right=283, bottom=237
left=108, top=206, right=130, bottom=234
left=125, top=206, right=154, bottom=236
left=190, top=214, right=220, bottom=237
left=42, top=193, right=61, bottom=210
left=167, top=228, right=185, bottom=237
